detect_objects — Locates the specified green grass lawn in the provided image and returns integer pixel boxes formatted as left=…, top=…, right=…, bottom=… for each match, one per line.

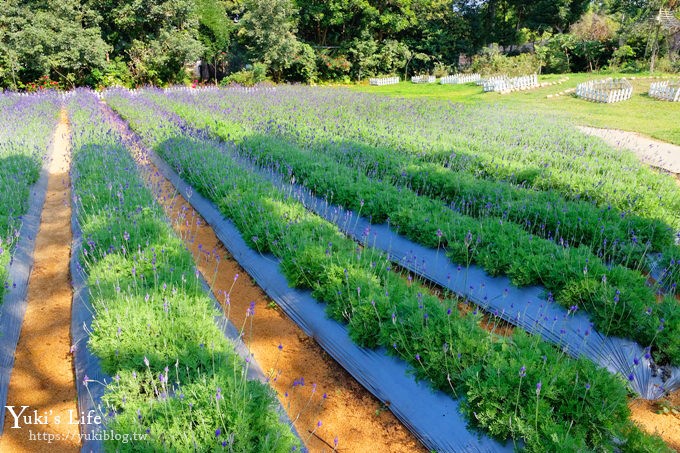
left=350, top=72, right=680, bottom=145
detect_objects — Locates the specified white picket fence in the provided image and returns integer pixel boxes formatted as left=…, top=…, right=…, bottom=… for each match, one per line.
left=649, top=80, right=680, bottom=102
left=411, top=75, right=436, bottom=84
left=478, top=75, right=505, bottom=86
left=369, top=76, right=400, bottom=86
left=576, top=78, right=633, bottom=103
left=482, top=74, right=539, bottom=93
left=440, top=73, right=481, bottom=84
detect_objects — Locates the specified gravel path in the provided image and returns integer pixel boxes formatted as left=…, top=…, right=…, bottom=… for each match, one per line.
left=578, top=126, right=680, bottom=174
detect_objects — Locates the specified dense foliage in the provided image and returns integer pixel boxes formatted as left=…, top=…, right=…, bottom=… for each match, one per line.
left=1, top=0, right=677, bottom=87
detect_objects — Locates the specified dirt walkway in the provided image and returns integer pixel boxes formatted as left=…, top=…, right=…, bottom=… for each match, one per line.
left=104, top=105, right=426, bottom=452
left=0, top=110, right=79, bottom=451
left=629, top=391, right=680, bottom=452
left=578, top=126, right=680, bottom=174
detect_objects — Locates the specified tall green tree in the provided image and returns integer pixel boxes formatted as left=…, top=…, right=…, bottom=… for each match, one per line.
left=0, top=0, right=109, bottom=88
left=410, top=0, right=475, bottom=65
left=238, top=0, right=303, bottom=80
left=511, top=0, right=590, bottom=33
left=85, top=0, right=203, bottom=84
left=197, top=0, right=233, bottom=82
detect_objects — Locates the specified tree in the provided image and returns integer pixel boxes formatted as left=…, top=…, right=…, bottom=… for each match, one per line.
left=346, top=30, right=379, bottom=79
left=238, top=0, right=303, bottom=81
left=377, top=39, right=411, bottom=76
left=512, top=0, right=590, bottom=33
left=0, top=0, right=109, bottom=89
left=411, top=0, right=475, bottom=66
left=85, top=0, right=204, bottom=85
left=570, top=11, right=619, bottom=70
left=197, top=0, right=233, bottom=82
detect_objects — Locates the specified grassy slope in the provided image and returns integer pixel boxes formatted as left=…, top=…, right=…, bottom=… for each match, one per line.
left=350, top=73, right=680, bottom=145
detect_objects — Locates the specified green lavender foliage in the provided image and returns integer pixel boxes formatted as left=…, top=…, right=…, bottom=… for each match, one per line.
left=69, top=92, right=299, bottom=452
left=107, top=91, right=670, bottom=452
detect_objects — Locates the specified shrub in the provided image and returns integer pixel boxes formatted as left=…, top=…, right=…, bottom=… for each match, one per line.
left=470, top=44, right=541, bottom=76
left=219, top=63, right=269, bottom=86
left=284, top=43, right=317, bottom=83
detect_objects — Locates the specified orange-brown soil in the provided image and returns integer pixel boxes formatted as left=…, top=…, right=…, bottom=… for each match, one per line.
left=0, top=110, right=79, bottom=452
left=630, top=389, right=680, bottom=451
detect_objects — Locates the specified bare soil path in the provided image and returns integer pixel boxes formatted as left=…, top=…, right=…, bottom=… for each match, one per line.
left=0, top=110, right=79, bottom=452
left=629, top=391, right=680, bottom=452
left=104, top=104, right=426, bottom=453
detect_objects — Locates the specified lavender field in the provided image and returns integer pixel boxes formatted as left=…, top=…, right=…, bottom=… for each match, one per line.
left=1, top=86, right=678, bottom=451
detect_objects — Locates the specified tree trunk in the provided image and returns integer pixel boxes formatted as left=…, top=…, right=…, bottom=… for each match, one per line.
left=650, top=22, right=661, bottom=73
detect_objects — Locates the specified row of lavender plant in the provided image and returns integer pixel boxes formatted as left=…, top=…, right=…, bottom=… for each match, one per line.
left=0, top=93, right=60, bottom=304
left=152, top=89, right=679, bottom=285
left=105, top=90, right=670, bottom=452
left=137, top=89, right=680, bottom=368
left=154, top=88, right=680, bottom=289
left=156, top=86, right=680, bottom=230
left=68, top=91, right=300, bottom=452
